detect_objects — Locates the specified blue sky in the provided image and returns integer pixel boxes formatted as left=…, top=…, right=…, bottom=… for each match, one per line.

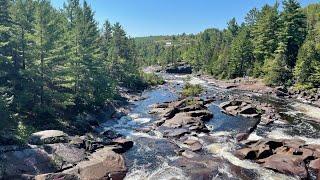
left=51, top=0, right=318, bottom=37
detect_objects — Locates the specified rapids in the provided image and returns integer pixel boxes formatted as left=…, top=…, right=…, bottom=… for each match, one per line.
left=101, top=73, right=320, bottom=180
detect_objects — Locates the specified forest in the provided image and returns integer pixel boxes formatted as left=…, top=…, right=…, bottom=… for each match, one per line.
left=0, top=0, right=150, bottom=138
left=0, top=0, right=319, bottom=140
left=1, top=0, right=320, bottom=179
left=136, top=1, right=320, bottom=88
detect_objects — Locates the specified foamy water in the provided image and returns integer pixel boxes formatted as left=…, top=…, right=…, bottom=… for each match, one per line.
left=207, top=141, right=297, bottom=180
left=267, top=128, right=320, bottom=144
left=124, top=162, right=189, bottom=180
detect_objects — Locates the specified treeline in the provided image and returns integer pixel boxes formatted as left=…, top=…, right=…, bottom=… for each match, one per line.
left=136, top=1, right=320, bottom=88
left=0, top=0, right=142, bottom=130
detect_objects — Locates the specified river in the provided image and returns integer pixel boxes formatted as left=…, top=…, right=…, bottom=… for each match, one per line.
left=100, top=73, right=320, bottom=180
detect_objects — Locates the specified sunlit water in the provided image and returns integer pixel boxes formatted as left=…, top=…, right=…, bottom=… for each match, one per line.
left=101, top=73, right=320, bottom=180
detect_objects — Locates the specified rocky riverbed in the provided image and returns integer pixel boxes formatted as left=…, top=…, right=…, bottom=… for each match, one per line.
left=1, top=72, right=319, bottom=180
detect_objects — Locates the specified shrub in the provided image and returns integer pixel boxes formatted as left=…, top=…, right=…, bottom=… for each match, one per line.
left=142, top=73, right=165, bottom=86
left=182, top=83, right=203, bottom=97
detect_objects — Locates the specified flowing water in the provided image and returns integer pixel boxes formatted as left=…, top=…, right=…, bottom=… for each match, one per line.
left=100, top=73, right=320, bottom=180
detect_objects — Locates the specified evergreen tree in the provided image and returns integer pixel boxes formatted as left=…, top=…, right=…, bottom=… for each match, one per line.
left=278, top=0, right=307, bottom=69
left=264, top=43, right=292, bottom=86
left=0, top=0, right=13, bottom=121
left=228, top=27, right=254, bottom=78
left=252, top=3, right=279, bottom=76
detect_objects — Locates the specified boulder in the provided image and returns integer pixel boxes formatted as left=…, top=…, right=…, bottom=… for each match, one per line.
left=186, top=110, right=213, bottom=121
left=235, top=139, right=320, bottom=178
left=163, top=107, right=179, bottom=119
left=29, top=130, right=69, bottom=145
left=82, top=134, right=113, bottom=152
left=0, top=148, right=57, bottom=179
left=309, top=159, right=320, bottom=172
left=183, top=139, right=202, bottom=151
left=112, top=138, right=134, bottom=153
left=163, top=128, right=189, bottom=138
left=235, top=133, right=249, bottom=142
left=275, top=86, right=289, bottom=97
left=165, top=64, right=192, bottom=74
left=182, top=150, right=200, bottom=159
left=162, top=113, right=207, bottom=132
left=43, top=143, right=86, bottom=170
left=239, top=105, right=258, bottom=115
left=63, top=147, right=127, bottom=180
left=101, top=129, right=122, bottom=139
left=259, top=154, right=308, bottom=179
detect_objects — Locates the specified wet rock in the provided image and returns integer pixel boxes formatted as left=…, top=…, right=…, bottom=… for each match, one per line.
left=170, top=155, right=221, bottom=179
left=259, top=154, right=308, bottom=179
left=219, top=100, right=241, bottom=109
left=83, top=133, right=113, bottom=152
left=163, top=128, right=189, bottom=138
left=236, top=138, right=320, bottom=178
left=162, top=113, right=207, bottom=132
left=260, top=114, right=275, bottom=125
left=239, top=105, right=259, bottom=116
left=112, top=137, right=134, bottom=153
left=182, top=150, right=200, bottom=158
left=101, top=129, right=122, bottom=139
left=63, top=147, right=127, bottom=180
left=186, top=110, right=213, bottom=121
left=135, top=127, right=152, bottom=133
left=219, top=100, right=261, bottom=118
left=163, top=107, right=179, bottom=119
left=180, top=104, right=204, bottom=112
left=235, top=133, right=249, bottom=142
left=29, top=130, right=69, bottom=145
left=183, top=139, right=203, bottom=151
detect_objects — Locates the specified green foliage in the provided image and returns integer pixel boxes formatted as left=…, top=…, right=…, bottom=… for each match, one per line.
left=294, top=4, right=320, bottom=88
left=136, top=1, right=315, bottom=88
left=0, top=0, right=143, bottom=137
left=182, top=83, right=203, bottom=97
left=142, top=73, right=165, bottom=86
left=264, top=43, right=292, bottom=86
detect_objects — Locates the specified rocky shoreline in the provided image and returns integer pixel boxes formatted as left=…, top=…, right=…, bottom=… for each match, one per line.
left=1, top=70, right=320, bottom=179
left=0, top=129, right=134, bottom=180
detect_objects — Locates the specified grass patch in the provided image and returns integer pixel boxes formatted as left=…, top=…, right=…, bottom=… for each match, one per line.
left=182, top=83, right=203, bottom=97
left=142, top=72, right=165, bottom=86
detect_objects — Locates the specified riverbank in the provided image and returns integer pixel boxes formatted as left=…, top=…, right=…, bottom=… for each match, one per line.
left=200, top=75, right=320, bottom=124
left=0, top=71, right=319, bottom=179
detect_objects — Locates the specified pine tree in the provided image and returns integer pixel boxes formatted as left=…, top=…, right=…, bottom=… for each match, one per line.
left=264, top=43, right=291, bottom=86
left=228, top=27, right=254, bottom=78
left=252, top=3, right=279, bottom=74
left=278, top=0, right=307, bottom=69
left=0, top=0, right=14, bottom=119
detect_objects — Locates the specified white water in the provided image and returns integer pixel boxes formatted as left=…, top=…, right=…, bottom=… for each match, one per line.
left=206, top=131, right=298, bottom=180
left=267, top=128, right=320, bottom=145
left=125, top=162, right=189, bottom=180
